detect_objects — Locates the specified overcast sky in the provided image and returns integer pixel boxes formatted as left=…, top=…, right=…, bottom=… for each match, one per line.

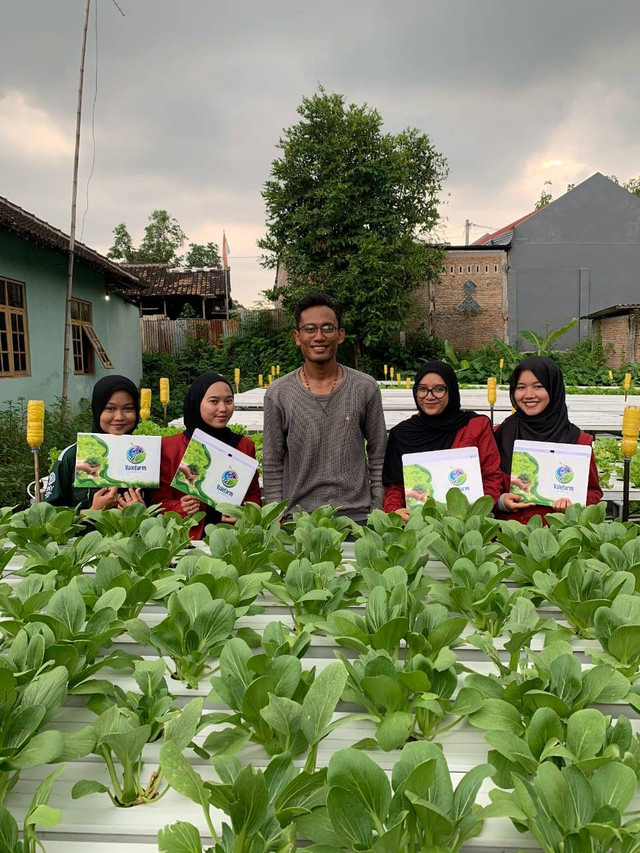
left=2, top=0, right=640, bottom=306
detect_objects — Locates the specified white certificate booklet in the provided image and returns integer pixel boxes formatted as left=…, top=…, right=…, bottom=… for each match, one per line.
left=402, top=447, right=484, bottom=506
left=510, top=440, right=591, bottom=507
left=171, top=427, right=258, bottom=508
left=74, top=433, right=161, bottom=488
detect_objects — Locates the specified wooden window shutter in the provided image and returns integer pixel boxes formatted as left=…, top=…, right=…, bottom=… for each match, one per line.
left=84, top=324, right=114, bottom=369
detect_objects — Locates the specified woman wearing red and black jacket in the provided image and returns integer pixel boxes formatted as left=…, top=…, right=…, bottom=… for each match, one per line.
left=150, top=372, right=261, bottom=539
left=383, top=360, right=503, bottom=522
left=494, top=356, right=602, bottom=524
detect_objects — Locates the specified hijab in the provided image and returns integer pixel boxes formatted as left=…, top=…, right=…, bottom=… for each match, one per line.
left=182, top=372, right=241, bottom=527
left=495, top=356, right=580, bottom=472
left=182, top=372, right=241, bottom=448
left=383, top=360, right=478, bottom=485
left=91, top=375, right=140, bottom=433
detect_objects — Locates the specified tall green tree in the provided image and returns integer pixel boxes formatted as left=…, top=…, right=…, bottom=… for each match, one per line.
left=258, top=88, right=448, bottom=366
left=184, top=242, right=221, bottom=267
left=107, top=209, right=187, bottom=265
left=107, top=223, right=136, bottom=262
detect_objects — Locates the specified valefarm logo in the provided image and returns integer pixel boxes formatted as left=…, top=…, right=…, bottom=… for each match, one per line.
left=448, top=468, right=468, bottom=486
left=126, top=445, right=146, bottom=464
left=555, top=464, right=574, bottom=485
left=221, top=469, right=238, bottom=488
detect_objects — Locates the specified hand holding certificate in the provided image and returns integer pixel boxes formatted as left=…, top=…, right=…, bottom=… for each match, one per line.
left=402, top=447, right=484, bottom=506
left=170, top=428, right=258, bottom=509
left=509, top=440, right=591, bottom=507
left=73, top=433, right=161, bottom=489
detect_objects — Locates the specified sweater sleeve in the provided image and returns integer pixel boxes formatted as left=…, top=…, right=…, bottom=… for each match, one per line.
left=261, top=390, right=285, bottom=504
left=364, top=386, right=387, bottom=510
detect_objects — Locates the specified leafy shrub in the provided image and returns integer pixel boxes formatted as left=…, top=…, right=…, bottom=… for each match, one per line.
left=0, top=398, right=92, bottom=510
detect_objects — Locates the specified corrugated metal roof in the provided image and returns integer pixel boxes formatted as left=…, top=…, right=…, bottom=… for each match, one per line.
left=121, top=263, right=227, bottom=297
left=583, top=304, right=640, bottom=320
left=0, top=195, right=140, bottom=290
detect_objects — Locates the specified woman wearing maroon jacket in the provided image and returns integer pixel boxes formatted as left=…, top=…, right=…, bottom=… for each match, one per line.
left=150, top=372, right=261, bottom=539
left=494, top=356, right=602, bottom=524
left=383, top=361, right=503, bottom=522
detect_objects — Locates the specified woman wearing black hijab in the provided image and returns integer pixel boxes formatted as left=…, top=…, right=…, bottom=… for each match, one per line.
left=44, top=375, right=142, bottom=510
left=494, top=356, right=602, bottom=523
left=383, top=360, right=503, bottom=521
left=151, top=372, right=261, bottom=539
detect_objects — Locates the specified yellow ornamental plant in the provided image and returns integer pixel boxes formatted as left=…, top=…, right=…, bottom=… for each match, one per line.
left=140, top=389, right=151, bottom=421
left=160, top=378, right=170, bottom=426
left=487, top=377, right=497, bottom=406
left=159, top=378, right=170, bottom=405
left=621, top=406, right=640, bottom=458
left=27, top=400, right=45, bottom=503
left=26, top=400, right=45, bottom=448
left=258, top=374, right=264, bottom=388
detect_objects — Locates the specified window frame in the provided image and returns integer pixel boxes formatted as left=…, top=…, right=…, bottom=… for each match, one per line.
left=0, top=277, right=30, bottom=377
left=71, top=298, right=95, bottom=375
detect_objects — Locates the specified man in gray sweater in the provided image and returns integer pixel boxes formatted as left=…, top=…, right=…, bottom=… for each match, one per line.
left=262, top=292, right=387, bottom=524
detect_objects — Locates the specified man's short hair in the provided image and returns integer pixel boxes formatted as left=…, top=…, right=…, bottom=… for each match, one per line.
left=295, top=292, right=342, bottom=328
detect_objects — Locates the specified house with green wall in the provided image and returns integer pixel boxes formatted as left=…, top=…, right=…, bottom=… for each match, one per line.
left=0, top=195, right=142, bottom=407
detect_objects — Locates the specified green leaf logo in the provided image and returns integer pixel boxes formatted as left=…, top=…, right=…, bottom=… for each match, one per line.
left=555, top=464, right=573, bottom=484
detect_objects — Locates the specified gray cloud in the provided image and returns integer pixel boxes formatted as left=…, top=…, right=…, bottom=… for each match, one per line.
left=2, top=0, right=640, bottom=302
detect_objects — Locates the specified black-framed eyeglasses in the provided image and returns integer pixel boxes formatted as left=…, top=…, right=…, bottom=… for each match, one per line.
left=416, top=384, right=448, bottom=399
left=297, top=323, right=339, bottom=336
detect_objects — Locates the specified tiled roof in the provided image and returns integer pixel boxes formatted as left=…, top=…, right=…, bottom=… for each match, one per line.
left=121, top=264, right=227, bottom=297
left=0, top=195, right=140, bottom=289
left=472, top=210, right=539, bottom=246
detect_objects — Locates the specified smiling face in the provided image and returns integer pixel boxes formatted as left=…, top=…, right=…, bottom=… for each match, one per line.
left=200, top=381, right=234, bottom=429
left=416, top=372, right=449, bottom=416
left=513, top=368, right=550, bottom=416
left=99, top=391, right=137, bottom=435
left=293, top=304, right=345, bottom=365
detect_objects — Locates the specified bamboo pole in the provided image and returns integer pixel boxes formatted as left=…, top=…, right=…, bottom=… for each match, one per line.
left=62, top=0, right=91, bottom=402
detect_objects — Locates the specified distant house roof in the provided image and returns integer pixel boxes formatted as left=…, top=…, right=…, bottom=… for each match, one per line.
left=121, top=264, right=227, bottom=298
left=582, top=304, right=640, bottom=320
left=472, top=210, right=539, bottom=246
left=0, top=195, right=140, bottom=290
left=444, top=244, right=510, bottom=252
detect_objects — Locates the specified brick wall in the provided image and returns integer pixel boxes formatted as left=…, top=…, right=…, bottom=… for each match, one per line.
left=595, top=315, right=630, bottom=368
left=412, top=250, right=508, bottom=349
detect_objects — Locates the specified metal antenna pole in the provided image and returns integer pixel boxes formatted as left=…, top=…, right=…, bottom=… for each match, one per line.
left=62, top=0, right=91, bottom=402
